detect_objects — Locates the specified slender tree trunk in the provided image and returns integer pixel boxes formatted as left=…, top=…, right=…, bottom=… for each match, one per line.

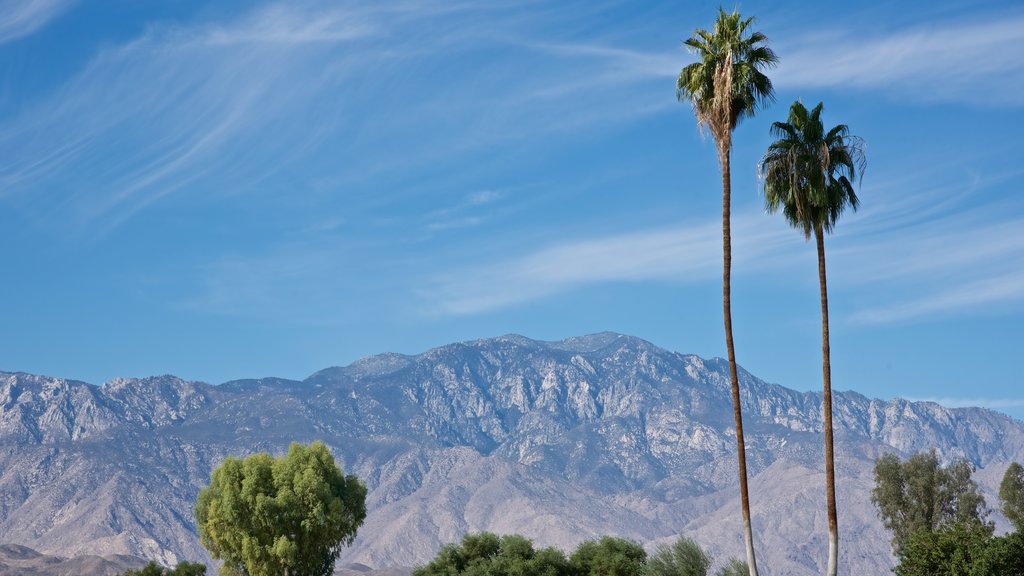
left=720, top=144, right=759, bottom=576
left=816, top=225, right=838, bottom=576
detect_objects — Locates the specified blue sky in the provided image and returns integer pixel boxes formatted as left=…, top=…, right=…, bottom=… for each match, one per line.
left=1, top=0, right=1023, bottom=417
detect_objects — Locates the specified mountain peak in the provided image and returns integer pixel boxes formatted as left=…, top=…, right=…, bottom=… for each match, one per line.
left=548, top=332, right=633, bottom=352
left=5, top=334, right=1023, bottom=576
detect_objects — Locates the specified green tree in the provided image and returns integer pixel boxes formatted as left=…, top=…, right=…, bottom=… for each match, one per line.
left=713, top=559, right=749, bottom=576
left=120, top=561, right=207, bottom=576
left=894, top=520, right=992, bottom=576
left=971, top=531, right=1024, bottom=575
left=194, top=441, right=367, bottom=576
left=759, top=100, right=865, bottom=576
left=871, top=451, right=988, bottom=555
left=999, top=462, right=1024, bottom=531
left=644, top=536, right=748, bottom=576
left=676, top=10, right=776, bottom=575
left=645, top=537, right=710, bottom=576
left=570, top=536, right=647, bottom=576
left=413, top=532, right=571, bottom=576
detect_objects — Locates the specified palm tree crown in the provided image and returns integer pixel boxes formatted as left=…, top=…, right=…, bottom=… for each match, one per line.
left=677, top=8, right=777, bottom=145
left=760, top=101, right=866, bottom=236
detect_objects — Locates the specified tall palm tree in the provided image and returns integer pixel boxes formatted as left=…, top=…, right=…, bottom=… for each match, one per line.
left=677, top=10, right=776, bottom=576
left=759, top=101, right=866, bottom=576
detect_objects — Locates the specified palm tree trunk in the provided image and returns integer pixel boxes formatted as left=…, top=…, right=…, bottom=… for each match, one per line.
left=816, top=224, right=838, bottom=576
left=721, top=144, right=759, bottom=576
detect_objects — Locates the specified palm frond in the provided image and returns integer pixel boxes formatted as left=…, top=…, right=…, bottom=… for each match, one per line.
left=759, top=100, right=866, bottom=239
left=677, top=8, right=777, bottom=144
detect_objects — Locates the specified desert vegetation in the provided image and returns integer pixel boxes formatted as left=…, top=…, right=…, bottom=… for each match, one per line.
left=194, top=441, right=367, bottom=576
left=120, top=561, right=208, bottom=575
left=413, top=532, right=746, bottom=576
left=872, top=451, right=1024, bottom=574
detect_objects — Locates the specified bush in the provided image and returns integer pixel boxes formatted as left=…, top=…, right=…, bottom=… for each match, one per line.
left=120, top=561, right=207, bottom=576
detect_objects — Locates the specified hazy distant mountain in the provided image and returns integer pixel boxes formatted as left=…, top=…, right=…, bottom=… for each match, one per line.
left=2, top=333, right=1022, bottom=575
left=0, top=543, right=145, bottom=576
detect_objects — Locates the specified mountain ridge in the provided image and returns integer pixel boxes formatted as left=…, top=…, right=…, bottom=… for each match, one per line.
left=1, top=332, right=1021, bottom=575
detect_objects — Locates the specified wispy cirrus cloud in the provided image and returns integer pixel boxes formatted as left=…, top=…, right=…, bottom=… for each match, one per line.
left=1, top=1, right=554, bottom=233
left=204, top=3, right=376, bottom=45
left=0, top=1, right=683, bottom=235
left=0, top=2, right=385, bottom=232
left=536, top=8, right=1024, bottom=107
left=908, top=396, right=1024, bottom=411
left=182, top=241, right=341, bottom=320
left=834, top=174, right=1024, bottom=324
left=774, top=11, right=1024, bottom=105
left=423, top=190, right=505, bottom=233
left=422, top=211, right=796, bottom=315
left=0, top=0, right=74, bottom=44
left=421, top=164, right=1024, bottom=323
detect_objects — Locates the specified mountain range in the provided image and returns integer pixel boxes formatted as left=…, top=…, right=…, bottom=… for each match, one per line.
left=1, top=332, right=1022, bottom=575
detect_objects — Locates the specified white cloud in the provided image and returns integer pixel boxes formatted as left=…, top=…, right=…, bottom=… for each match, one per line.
left=425, top=216, right=483, bottom=232
left=525, top=41, right=680, bottom=82
left=850, top=271, right=1024, bottom=325
left=908, top=396, right=1024, bottom=411
left=774, top=12, right=1024, bottom=105
left=832, top=178, right=1024, bottom=324
left=423, top=212, right=795, bottom=315
left=467, top=190, right=503, bottom=206
left=0, top=1, right=681, bottom=234
left=0, top=0, right=73, bottom=44
left=0, top=2, right=385, bottom=231
left=422, top=164, right=1024, bottom=323
left=203, top=4, right=376, bottom=45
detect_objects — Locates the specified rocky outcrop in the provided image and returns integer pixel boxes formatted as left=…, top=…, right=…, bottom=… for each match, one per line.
left=0, top=333, right=1021, bottom=575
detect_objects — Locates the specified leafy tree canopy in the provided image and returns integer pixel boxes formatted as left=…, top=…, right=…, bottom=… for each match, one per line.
left=194, top=441, right=367, bottom=576
left=711, top=559, right=749, bottom=576
left=871, top=451, right=988, bottom=554
left=645, top=536, right=748, bottom=576
left=415, top=534, right=744, bottom=576
left=412, top=532, right=570, bottom=576
left=646, top=537, right=710, bottom=576
left=570, top=536, right=647, bottom=576
left=999, top=462, right=1024, bottom=531
left=893, top=520, right=992, bottom=576
left=119, top=561, right=207, bottom=576
left=971, top=531, right=1024, bottom=575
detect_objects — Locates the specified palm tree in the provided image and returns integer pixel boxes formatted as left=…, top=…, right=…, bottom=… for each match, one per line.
left=759, top=101, right=866, bottom=576
left=677, top=10, right=776, bottom=576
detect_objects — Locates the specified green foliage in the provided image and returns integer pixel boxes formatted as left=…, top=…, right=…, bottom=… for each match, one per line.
left=194, top=441, right=367, bottom=576
left=645, top=536, right=710, bottom=576
left=871, top=451, right=988, bottom=554
left=643, top=536, right=746, bottom=576
left=415, top=534, right=741, bottom=576
left=570, top=536, right=647, bottom=576
left=971, top=531, right=1024, bottom=575
left=676, top=8, right=778, bottom=139
left=760, top=100, right=865, bottom=239
left=894, top=521, right=992, bottom=576
left=712, top=559, right=748, bottom=576
left=120, top=561, right=207, bottom=576
left=999, top=462, right=1024, bottom=531
left=412, top=532, right=570, bottom=576
left=878, top=458, right=1024, bottom=576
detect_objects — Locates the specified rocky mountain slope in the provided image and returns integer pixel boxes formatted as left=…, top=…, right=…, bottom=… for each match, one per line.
left=1, top=333, right=1022, bottom=575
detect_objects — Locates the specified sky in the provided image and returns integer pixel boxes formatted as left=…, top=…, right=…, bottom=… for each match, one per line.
left=1, top=0, right=1022, bottom=418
